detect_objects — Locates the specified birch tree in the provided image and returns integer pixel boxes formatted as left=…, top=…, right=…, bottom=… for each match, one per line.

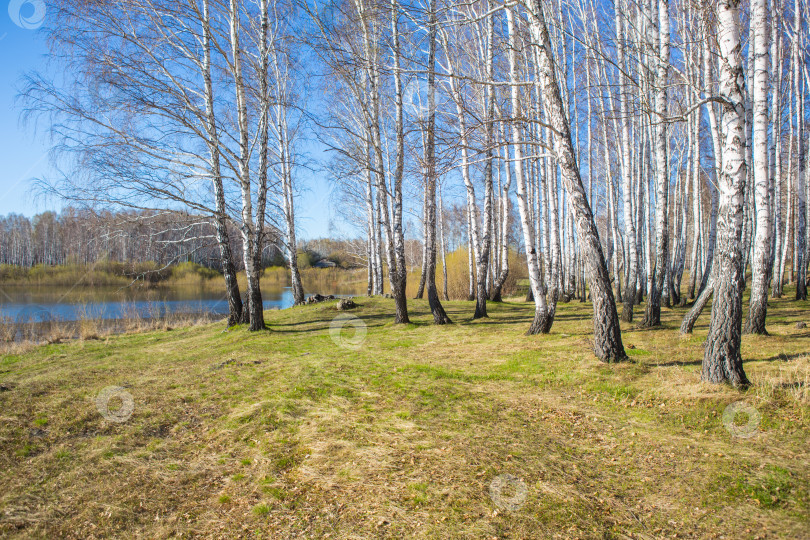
left=641, top=0, right=671, bottom=328
left=744, top=0, right=771, bottom=334
left=702, top=0, right=749, bottom=386
left=524, top=0, right=626, bottom=361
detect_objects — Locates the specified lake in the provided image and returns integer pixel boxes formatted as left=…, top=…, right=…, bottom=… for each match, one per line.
left=0, top=283, right=357, bottom=325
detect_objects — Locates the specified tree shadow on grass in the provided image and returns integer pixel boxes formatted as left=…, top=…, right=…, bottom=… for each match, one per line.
left=650, top=358, right=703, bottom=367
left=755, top=352, right=809, bottom=363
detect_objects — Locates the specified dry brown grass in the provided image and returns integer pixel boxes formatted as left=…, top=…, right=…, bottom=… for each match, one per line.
left=1, top=309, right=219, bottom=355
left=0, top=291, right=808, bottom=539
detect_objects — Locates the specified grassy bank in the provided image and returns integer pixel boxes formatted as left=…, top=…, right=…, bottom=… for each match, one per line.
left=0, top=293, right=808, bottom=538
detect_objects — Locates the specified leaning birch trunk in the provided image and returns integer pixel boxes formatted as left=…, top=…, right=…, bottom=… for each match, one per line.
left=698, top=38, right=722, bottom=297
left=745, top=0, right=771, bottom=334
left=642, top=0, right=670, bottom=328
left=202, top=0, right=242, bottom=326
left=702, top=0, right=749, bottom=386
left=681, top=275, right=714, bottom=334
left=440, top=27, right=483, bottom=310
left=280, top=130, right=304, bottom=305
left=268, top=30, right=305, bottom=306
left=526, top=0, right=625, bottom=360
left=506, top=5, right=550, bottom=334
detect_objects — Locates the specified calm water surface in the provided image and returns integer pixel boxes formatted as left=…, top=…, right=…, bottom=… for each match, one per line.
left=0, top=285, right=309, bottom=323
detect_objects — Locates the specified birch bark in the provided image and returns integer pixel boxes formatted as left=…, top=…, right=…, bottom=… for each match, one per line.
left=202, top=0, right=243, bottom=326
left=641, top=0, right=669, bottom=328
left=745, top=0, right=772, bottom=333
left=526, top=0, right=625, bottom=360
left=702, top=0, right=750, bottom=387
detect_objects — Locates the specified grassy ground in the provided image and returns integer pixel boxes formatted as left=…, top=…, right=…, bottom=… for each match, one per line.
left=1, top=292, right=808, bottom=539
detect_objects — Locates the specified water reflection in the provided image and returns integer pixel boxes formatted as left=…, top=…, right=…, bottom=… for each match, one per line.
left=0, top=285, right=300, bottom=322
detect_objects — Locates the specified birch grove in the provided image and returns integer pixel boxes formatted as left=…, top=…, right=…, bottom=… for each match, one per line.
left=20, top=0, right=810, bottom=377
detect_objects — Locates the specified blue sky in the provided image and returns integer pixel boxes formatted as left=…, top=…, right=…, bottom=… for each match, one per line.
left=0, top=1, right=52, bottom=218
left=0, top=1, right=334, bottom=240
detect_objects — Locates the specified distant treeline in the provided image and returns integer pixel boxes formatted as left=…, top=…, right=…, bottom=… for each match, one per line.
left=0, top=208, right=527, bottom=298
left=0, top=208, right=286, bottom=271
left=0, top=261, right=224, bottom=287
left=0, top=208, right=433, bottom=279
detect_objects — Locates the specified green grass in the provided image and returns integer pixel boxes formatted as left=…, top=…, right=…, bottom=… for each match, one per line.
left=0, top=293, right=808, bottom=538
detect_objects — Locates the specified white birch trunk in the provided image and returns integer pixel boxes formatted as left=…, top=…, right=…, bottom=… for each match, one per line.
left=506, top=5, right=550, bottom=334
left=702, top=0, right=750, bottom=386
left=745, top=0, right=772, bottom=333
left=526, top=0, right=625, bottom=360
left=641, top=0, right=669, bottom=328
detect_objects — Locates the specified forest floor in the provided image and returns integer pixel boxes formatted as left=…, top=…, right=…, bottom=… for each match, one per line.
left=1, top=292, right=808, bottom=539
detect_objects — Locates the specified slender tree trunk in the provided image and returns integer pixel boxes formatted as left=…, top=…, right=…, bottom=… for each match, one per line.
left=688, top=97, right=701, bottom=299
left=467, top=204, right=476, bottom=301
left=490, top=122, right=512, bottom=302
left=642, top=0, right=670, bottom=328
left=281, top=144, right=304, bottom=305
left=507, top=5, right=550, bottom=334
left=416, top=187, right=428, bottom=299
left=230, top=0, right=264, bottom=331
left=474, top=4, right=496, bottom=319
left=363, top=85, right=380, bottom=297
left=389, top=0, right=410, bottom=323
left=375, top=190, right=385, bottom=295
left=424, top=0, right=450, bottom=325
left=253, top=0, right=272, bottom=317
left=439, top=190, right=449, bottom=301
left=794, top=0, right=807, bottom=300
left=617, top=6, right=639, bottom=321
left=202, top=0, right=242, bottom=326
left=441, top=26, right=485, bottom=312
left=771, top=3, right=785, bottom=298
left=745, top=0, right=771, bottom=334
left=267, top=33, right=305, bottom=307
